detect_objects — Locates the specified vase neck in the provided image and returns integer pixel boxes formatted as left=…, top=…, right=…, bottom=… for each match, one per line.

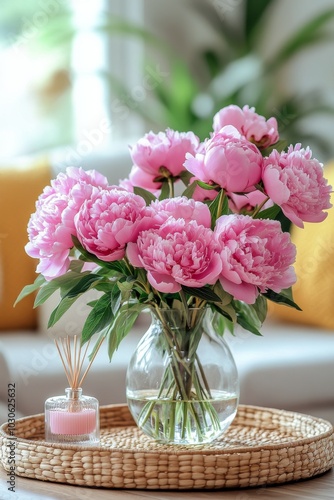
left=151, top=307, right=209, bottom=334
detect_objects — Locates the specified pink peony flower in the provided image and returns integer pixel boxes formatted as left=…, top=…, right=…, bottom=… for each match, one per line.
left=129, top=129, right=200, bottom=188
left=74, top=189, right=146, bottom=261
left=25, top=167, right=109, bottom=279
left=147, top=196, right=212, bottom=228
left=127, top=218, right=222, bottom=293
left=213, top=105, right=279, bottom=148
left=184, top=126, right=263, bottom=193
left=215, top=215, right=297, bottom=304
left=262, top=145, right=332, bottom=228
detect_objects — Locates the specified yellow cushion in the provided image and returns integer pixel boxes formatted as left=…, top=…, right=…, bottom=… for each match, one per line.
left=0, top=158, right=51, bottom=331
left=269, top=162, right=334, bottom=330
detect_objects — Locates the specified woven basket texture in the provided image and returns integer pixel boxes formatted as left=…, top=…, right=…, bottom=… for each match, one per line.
left=1, top=404, right=333, bottom=490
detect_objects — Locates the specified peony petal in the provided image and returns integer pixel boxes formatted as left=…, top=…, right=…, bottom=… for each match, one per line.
left=280, top=205, right=304, bottom=228
left=184, top=153, right=208, bottom=181
left=189, top=253, right=222, bottom=285
left=126, top=242, right=144, bottom=267
left=148, top=272, right=181, bottom=293
left=262, top=167, right=290, bottom=205
left=219, top=277, right=258, bottom=304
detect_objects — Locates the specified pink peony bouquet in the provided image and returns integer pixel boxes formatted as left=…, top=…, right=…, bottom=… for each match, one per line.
left=18, top=104, right=332, bottom=358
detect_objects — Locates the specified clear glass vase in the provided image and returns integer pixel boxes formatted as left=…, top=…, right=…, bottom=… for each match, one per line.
left=126, top=308, right=239, bottom=445
left=45, top=388, right=100, bottom=445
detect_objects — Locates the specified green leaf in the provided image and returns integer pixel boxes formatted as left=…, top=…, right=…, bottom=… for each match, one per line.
left=68, top=259, right=85, bottom=273
left=94, top=281, right=117, bottom=293
left=87, top=331, right=106, bottom=362
left=197, top=180, right=219, bottom=191
left=252, top=294, right=268, bottom=324
left=34, top=279, right=69, bottom=307
left=209, top=190, right=229, bottom=228
left=168, top=58, right=198, bottom=112
left=181, top=180, right=198, bottom=199
left=263, top=288, right=302, bottom=310
left=267, top=8, right=334, bottom=72
left=262, top=139, right=288, bottom=156
left=245, top=0, right=274, bottom=45
left=253, top=204, right=281, bottom=220
left=64, top=274, right=102, bottom=298
left=202, top=49, right=222, bottom=79
left=14, top=274, right=46, bottom=306
left=237, top=315, right=262, bottom=336
left=158, top=180, right=170, bottom=201
left=179, top=170, right=194, bottom=186
left=136, top=268, right=148, bottom=285
left=96, top=19, right=165, bottom=50
left=211, top=308, right=234, bottom=336
left=133, top=186, right=157, bottom=205
left=152, top=57, right=198, bottom=131
left=220, top=194, right=230, bottom=215
left=47, top=296, right=78, bottom=328
left=107, top=303, right=145, bottom=360
left=34, top=270, right=91, bottom=306
left=117, top=279, right=134, bottom=301
left=181, top=286, right=221, bottom=303
left=111, top=288, right=122, bottom=316
left=106, top=261, right=129, bottom=275
left=213, top=281, right=233, bottom=306
left=274, top=210, right=292, bottom=234
left=213, top=303, right=236, bottom=323
left=233, top=300, right=263, bottom=336
left=81, top=293, right=113, bottom=345
left=87, top=300, right=99, bottom=308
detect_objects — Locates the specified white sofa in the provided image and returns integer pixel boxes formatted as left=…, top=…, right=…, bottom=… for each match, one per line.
left=1, top=307, right=334, bottom=426
left=1, top=148, right=334, bottom=426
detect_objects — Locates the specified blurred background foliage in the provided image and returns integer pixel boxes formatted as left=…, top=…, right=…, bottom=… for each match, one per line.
left=124, top=0, right=334, bottom=158
left=1, top=0, right=334, bottom=160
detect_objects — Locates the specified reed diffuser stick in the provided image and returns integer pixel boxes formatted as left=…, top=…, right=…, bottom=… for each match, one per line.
left=54, top=335, right=104, bottom=389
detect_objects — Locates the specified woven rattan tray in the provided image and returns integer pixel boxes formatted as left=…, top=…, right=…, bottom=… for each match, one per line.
left=0, top=404, right=333, bottom=490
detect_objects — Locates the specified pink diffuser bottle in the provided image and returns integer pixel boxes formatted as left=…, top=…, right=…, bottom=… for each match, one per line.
left=44, top=335, right=101, bottom=446
left=45, top=388, right=99, bottom=445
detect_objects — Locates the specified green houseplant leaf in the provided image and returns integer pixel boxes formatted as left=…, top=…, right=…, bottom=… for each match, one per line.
left=267, top=8, right=334, bottom=72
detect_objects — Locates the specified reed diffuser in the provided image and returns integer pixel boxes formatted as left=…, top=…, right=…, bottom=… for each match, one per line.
left=44, top=335, right=102, bottom=445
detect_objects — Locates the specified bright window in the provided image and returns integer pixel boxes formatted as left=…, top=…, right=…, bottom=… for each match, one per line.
left=0, top=0, right=145, bottom=162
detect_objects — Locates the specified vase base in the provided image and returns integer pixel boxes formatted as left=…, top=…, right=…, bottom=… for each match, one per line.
left=127, top=389, right=238, bottom=445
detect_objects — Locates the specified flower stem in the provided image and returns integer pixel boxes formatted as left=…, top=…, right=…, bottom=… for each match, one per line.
left=136, top=308, right=223, bottom=443
left=252, top=196, right=270, bottom=218
left=168, top=176, right=174, bottom=198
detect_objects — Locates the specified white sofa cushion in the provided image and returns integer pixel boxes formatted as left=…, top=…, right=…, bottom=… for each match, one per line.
left=228, top=320, right=334, bottom=410
left=0, top=316, right=149, bottom=418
